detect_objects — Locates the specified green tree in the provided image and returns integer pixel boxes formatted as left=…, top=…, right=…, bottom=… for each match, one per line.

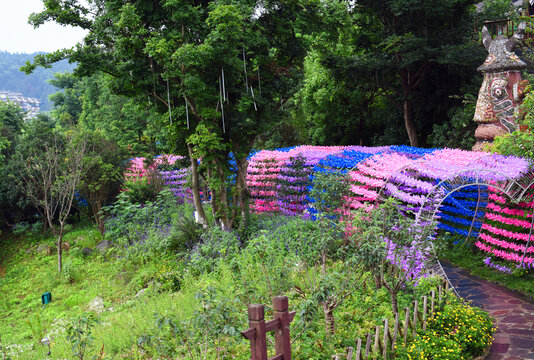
left=24, top=0, right=324, bottom=230
left=0, top=101, right=25, bottom=159
left=48, top=71, right=84, bottom=126
left=474, top=0, right=519, bottom=26
left=20, top=129, right=94, bottom=273
left=79, top=74, right=165, bottom=156
left=427, top=81, right=479, bottom=150
left=77, top=130, right=125, bottom=235
left=323, top=0, right=483, bottom=147
left=0, top=102, right=31, bottom=226
left=295, top=50, right=385, bottom=146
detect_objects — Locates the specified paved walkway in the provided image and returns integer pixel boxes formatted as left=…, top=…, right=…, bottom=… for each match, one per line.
left=441, top=262, right=534, bottom=360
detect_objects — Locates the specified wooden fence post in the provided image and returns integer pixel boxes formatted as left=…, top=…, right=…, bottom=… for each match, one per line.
left=412, top=300, right=418, bottom=338
left=422, top=296, right=428, bottom=332
left=382, top=318, right=389, bottom=359
left=241, top=296, right=296, bottom=360
left=273, top=296, right=291, bottom=360
left=249, top=304, right=268, bottom=360
left=403, top=307, right=410, bottom=345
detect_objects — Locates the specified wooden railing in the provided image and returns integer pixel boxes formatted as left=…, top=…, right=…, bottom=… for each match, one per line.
left=241, top=282, right=451, bottom=360
left=241, top=296, right=296, bottom=360
left=332, top=282, right=449, bottom=360
left=484, top=19, right=534, bottom=40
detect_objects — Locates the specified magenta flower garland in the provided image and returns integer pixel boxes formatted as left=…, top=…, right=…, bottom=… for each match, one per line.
left=123, top=147, right=534, bottom=274
left=124, top=155, right=183, bottom=182
left=476, top=185, right=534, bottom=267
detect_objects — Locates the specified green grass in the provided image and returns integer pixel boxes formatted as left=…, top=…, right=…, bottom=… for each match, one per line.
left=441, top=241, right=534, bottom=300
left=0, top=218, right=510, bottom=360
left=0, top=221, right=249, bottom=359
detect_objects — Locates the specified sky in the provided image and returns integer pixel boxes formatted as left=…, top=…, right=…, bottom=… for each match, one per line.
left=0, top=0, right=88, bottom=54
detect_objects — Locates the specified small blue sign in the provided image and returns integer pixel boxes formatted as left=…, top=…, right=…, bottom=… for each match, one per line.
left=41, top=292, right=52, bottom=305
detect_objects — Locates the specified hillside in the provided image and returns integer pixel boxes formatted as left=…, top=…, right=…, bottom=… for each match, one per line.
left=0, top=52, right=74, bottom=112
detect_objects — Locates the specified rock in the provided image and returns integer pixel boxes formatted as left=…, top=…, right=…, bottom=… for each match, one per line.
left=82, top=248, right=94, bottom=256
left=87, top=296, right=104, bottom=313
left=134, top=288, right=147, bottom=299
left=55, top=242, right=71, bottom=251
left=116, top=271, right=130, bottom=284
left=96, top=240, right=111, bottom=252
left=37, top=244, right=55, bottom=256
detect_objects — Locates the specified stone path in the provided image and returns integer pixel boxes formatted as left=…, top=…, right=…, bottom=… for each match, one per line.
left=441, top=262, right=534, bottom=360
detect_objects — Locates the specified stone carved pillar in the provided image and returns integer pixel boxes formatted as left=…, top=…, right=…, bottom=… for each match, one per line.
left=473, top=23, right=527, bottom=151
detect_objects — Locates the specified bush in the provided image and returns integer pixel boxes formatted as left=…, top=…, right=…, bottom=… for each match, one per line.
left=62, top=259, right=80, bottom=284
left=187, top=226, right=242, bottom=276
left=103, top=189, right=190, bottom=247
left=162, top=215, right=203, bottom=253
left=397, top=331, right=463, bottom=360
left=397, top=295, right=495, bottom=359
left=12, top=221, right=31, bottom=235
left=135, top=286, right=245, bottom=359
left=121, top=171, right=163, bottom=205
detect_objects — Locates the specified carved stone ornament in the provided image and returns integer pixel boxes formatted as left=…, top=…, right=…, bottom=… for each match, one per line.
left=473, top=23, right=527, bottom=151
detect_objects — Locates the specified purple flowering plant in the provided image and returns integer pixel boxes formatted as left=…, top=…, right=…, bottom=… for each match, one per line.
left=349, top=198, right=436, bottom=315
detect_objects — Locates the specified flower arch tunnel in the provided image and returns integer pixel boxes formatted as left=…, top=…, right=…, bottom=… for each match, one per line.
left=379, top=153, right=534, bottom=275
left=124, top=146, right=534, bottom=275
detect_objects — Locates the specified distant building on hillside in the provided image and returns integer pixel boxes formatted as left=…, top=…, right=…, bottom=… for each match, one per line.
left=0, top=91, right=40, bottom=119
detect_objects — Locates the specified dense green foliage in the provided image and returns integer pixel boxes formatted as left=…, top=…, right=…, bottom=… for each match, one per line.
left=0, top=196, right=493, bottom=359
left=0, top=1, right=529, bottom=358
left=494, top=86, right=534, bottom=161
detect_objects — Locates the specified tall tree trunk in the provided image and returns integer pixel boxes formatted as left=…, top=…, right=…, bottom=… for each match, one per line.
left=57, top=224, right=63, bottom=274
left=323, top=303, right=336, bottom=335
left=400, top=70, right=419, bottom=147
left=213, top=159, right=231, bottom=230
left=403, top=99, right=419, bottom=147
left=187, top=143, right=207, bottom=226
left=235, top=153, right=250, bottom=228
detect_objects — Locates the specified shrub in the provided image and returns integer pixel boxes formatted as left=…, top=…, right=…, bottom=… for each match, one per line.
left=397, top=295, right=495, bottom=359
left=66, top=313, right=100, bottom=360
left=160, top=215, right=202, bottom=253
left=397, top=331, right=463, bottom=360
left=187, top=226, right=242, bottom=276
left=62, top=259, right=79, bottom=284
left=12, top=221, right=31, bottom=235
left=121, top=170, right=163, bottom=205
left=103, top=189, right=190, bottom=247
left=135, top=286, right=244, bottom=359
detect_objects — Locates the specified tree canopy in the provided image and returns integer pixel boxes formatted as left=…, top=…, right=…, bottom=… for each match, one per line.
left=10, top=0, right=515, bottom=230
